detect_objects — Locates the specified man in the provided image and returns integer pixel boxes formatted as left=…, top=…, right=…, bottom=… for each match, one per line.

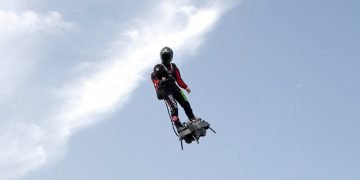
left=151, top=47, right=196, bottom=131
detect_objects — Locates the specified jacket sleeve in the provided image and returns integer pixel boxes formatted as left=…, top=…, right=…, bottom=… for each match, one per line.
left=151, top=72, right=160, bottom=91
left=173, top=64, right=188, bottom=89
left=151, top=71, right=164, bottom=100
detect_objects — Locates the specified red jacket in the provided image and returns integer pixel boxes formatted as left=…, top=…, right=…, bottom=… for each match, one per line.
left=151, top=63, right=188, bottom=93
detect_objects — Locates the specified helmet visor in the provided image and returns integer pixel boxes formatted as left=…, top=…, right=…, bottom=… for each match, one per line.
left=161, top=53, right=172, bottom=63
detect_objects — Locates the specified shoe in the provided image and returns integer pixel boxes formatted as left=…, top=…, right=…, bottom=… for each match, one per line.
left=189, top=117, right=200, bottom=122
left=174, top=120, right=184, bottom=132
left=174, top=120, right=182, bottom=127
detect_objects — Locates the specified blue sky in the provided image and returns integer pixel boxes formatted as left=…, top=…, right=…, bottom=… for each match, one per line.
left=0, top=0, right=359, bottom=180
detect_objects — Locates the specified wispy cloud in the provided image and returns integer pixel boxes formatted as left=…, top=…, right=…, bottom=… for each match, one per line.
left=0, top=10, right=77, bottom=34
left=0, top=1, right=237, bottom=179
left=58, top=1, right=223, bottom=130
left=0, top=10, right=77, bottom=180
left=0, top=10, right=76, bottom=105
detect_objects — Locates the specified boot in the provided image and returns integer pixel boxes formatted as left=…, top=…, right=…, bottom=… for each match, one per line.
left=189, top=116, right=199, bottom=122
left=174, top=120, right=185, bottom=132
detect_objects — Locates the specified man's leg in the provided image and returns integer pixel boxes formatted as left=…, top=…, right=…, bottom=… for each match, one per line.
left=174, top=89, right=196, bottom=120
left=162, top=89, right=182, bottom=127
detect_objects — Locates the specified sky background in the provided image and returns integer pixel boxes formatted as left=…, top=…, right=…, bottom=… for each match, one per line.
left=1, top=0, right=359, bottom=180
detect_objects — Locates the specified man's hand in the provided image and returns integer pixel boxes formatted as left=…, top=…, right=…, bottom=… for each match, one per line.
left=185, top=87, right=191, bottom=94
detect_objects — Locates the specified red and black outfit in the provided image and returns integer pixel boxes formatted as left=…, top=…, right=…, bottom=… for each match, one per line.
left=151, top=63, right=196, bottom=125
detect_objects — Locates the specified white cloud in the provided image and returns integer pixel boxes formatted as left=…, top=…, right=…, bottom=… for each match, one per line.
left=0, top=1, right=238, bottom=179
left=0, top=10, right=76, bottom=179
left=0, top=123, right=48, bottom=180
left=0, top=10, right=76, bottom=34
left=0, top=10, right=77, bottom=105
left=58, top=1, right=223, bottom=130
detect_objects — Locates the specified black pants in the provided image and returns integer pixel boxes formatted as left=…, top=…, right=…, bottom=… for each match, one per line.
left=161, top=87, right=195, bottom=122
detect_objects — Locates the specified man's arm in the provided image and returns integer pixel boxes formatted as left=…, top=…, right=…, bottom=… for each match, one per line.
left=173, top=64, right=191, bottom=93
left=151, top=72, right=160, bottom=90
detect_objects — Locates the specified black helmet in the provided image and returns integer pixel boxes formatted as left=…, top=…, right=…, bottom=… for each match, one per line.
left=160, top=47, right=173, bottom=66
